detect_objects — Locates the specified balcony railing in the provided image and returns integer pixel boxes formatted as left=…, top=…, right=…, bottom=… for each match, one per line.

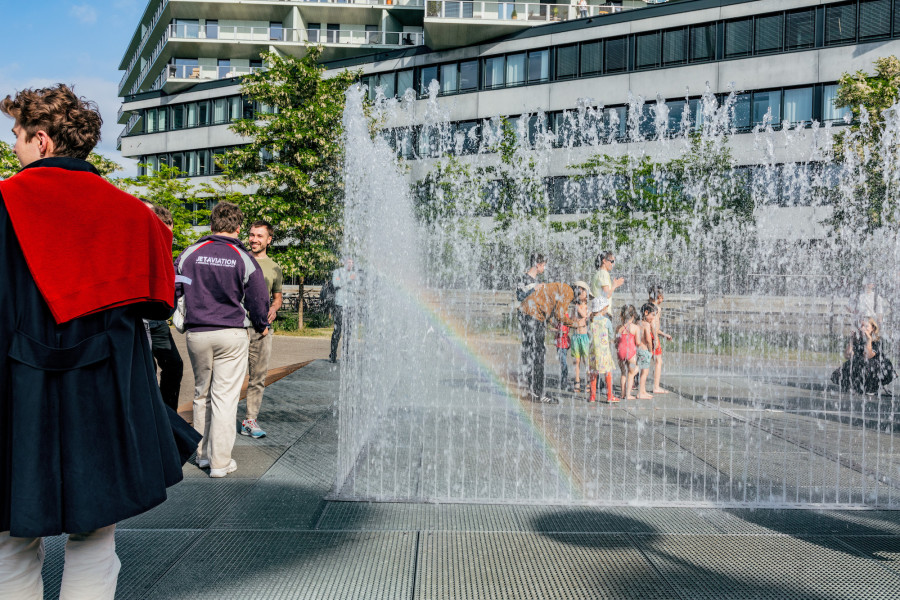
left=119, top=0, right=170, bottom=94
left=153, top=64, right=265, bottom=90
left=309, top=29, right=424, bottom=45
left=168, top=23, right=305, bottom=42
left=300, top=0, right=425, bottom=6
left=424, top=0, right=632, bottom=21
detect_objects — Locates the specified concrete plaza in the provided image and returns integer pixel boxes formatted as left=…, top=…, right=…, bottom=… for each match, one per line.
left=38, top=353, right=900, bottom=599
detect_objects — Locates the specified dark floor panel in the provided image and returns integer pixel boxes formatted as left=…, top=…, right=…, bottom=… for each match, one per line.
left=835, top=536, right=900, bottom=575
left=211, top=479, right=329, bottom=530
left=42, top=530, right=199, bottom=600
left=706, top=508, right=900, bottom=536
left=414, top=531, right=678, bottom=600
left=141, top=531, right=415, bottom=600
left=118, top=479, right=254, bottom=530
left=640, top=534, right=900, bottom=600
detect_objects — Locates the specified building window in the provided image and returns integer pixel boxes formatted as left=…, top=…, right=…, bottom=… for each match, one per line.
left=459, top=61, right=478, bottom=91
left=327, top=24, right=339, bottom=44
left=580, top=41, right=602, bottom=76
left=725, top=18, right=753, bottom=58
left=785, top=8, right=815, bottom=50
left=270, top=22, right=283, bottom=42
left=752, top=90, right=781, bottom=126
left=213, top=98, right=228, bottom=124
left=174, top=19, right=199, bottom=38
left=605, top=37, right=627, bottom=73
left=690, top=23, right=716, bottom=62
left=506, top=53, right=526, bottom=86
left=421, top=65, right=439, bottom=94
left=218, top=59, right=231, bottom=78
left=859, top=0, right=892, bottom=41
left=205, top=20, right=218, bottom=39
left=635, top=31, right=661, bottom=70
left=783, top=87, right=813, bottom=124
left=171, top=104, right=185, bottom=130
left=397, top=69, right=414, bottom=96
left=825, top=2, right=858, bottom=45
left=483, top=57, right=504, bottom=89
left=822, top=84, right=851, bottom=122
left=556, top=44, right=578, bottom=79
left=441, top=63, right=458, bottom=94
left=754, top=13, right=783, bottom=54
left=378, top=72, right=396, bottom=98
left=308, top=23, right=320, bottom=43
left=662, top=28, right=687, bottom=66
left=732, top=93, right=751, bottom=130
left=527, top=50, right=549, bottom=83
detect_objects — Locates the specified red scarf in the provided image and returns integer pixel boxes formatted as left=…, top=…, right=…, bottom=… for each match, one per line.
left=0, top=166, right=175, bottom=324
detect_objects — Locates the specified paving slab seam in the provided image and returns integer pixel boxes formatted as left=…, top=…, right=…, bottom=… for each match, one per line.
left=136, top=528, right=219, bottom=599
left=409, top=531, right=421, bottom=600
left=625, top=531, right=688, bottom=600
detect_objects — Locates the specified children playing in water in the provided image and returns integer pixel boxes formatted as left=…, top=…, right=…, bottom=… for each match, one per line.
left=648, top=286, right=672, bottom=394
left=616, top=305, right=640, bottom=400
left=570, top=281, right=592, bottom=392
left=550, top=321, right=571, bottom=391
left=636, top=303, right=657, bottom=400
left=589, top=296, right=617, bottom=403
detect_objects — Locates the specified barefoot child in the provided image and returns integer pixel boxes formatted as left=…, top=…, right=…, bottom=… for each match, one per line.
left=588, top=296, right=617, bottom=403
left=616, top=305, right=640, bottom=400
left=570, top=281, right=592, bottom=392
left=648, top=286, right=673, bottom=394
left=636, top=303, right=657, bottom=400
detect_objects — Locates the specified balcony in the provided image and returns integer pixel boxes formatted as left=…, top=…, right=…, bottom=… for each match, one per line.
left=153, top=64, right=265, bottom=93
left=309, top=28, right=424, bottom=46
left=424, top=0, right=635, bottom=48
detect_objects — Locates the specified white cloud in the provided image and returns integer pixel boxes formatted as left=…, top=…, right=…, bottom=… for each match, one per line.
left=0, top=71, right=138, bottom=177
left=69, top=4, right=98, bottom=25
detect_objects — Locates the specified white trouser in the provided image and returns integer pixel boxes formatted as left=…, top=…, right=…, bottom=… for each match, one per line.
left=187, top=327, right=250, bottom=470
left=0, top=525, right=119, bottom=600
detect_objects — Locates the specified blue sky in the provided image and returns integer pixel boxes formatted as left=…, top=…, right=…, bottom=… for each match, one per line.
left=0, top=1, right=146, bottom=175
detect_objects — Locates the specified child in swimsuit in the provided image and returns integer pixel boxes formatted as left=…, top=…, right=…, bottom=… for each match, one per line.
left=636, top=303, right=657, bottom=400
left=616, top=305, right=640, bottom=400
left=648, top=285, right=673, bottom=394
left=570, top=281, right=592, bottom=393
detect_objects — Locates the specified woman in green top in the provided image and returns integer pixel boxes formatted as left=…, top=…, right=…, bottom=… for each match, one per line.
left=590, top=250, right=624, bottom=312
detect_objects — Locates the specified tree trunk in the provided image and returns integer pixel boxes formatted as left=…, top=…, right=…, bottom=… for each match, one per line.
left=297, top=276, right=305, bottom=330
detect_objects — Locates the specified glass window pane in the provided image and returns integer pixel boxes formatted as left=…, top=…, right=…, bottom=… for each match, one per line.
left=785, top=8, right=815, bottom=50
left=666, top=99, right=686, bottom=134
left=822, top=84, right=851, bottom=122
left=527, top=50, right=548, bottom=82
left=690, top=23, right=716, bottom=62
left=859, top=0, right=891, bottom=40
left=483, top=57, right=504, bottom=88
left=197, top=101, right=209, bottom=126
left=605, top=107, right=626, bottom=139
left=754, top=13, right=783, bottom=54
left=146, top=108, right=157, bottom=133
left=752, top=90, right=781, bottom=126
left=725, top=18, right=752, bottom=58
left=825, top=2, right=857, bottom=45
left=174, top=19, right=199, bottom=38
left=459, top=61, right=477, bottom=91
left=270, top=22, right=283, bottom=41
left=441, top=64, right=457, bottom=94
left=663, top=28, right=686, bottom=66
left=506, top=54, right=525, bottom=86
left=171, top=105, right=185, bottom=130
left=421, top=66, right=438, bottom=94
left=635, top=32, right=661, bottom=69
left=783, top=87, right=812, bottom=124
left=732, top=93, right=751, bottom=130
left=605, top=37, right=628, bottom=73
left=158, top=107, right=167, bottom=131
left=556, top=44, right=578, bottom=79
left=229, top=97, right=241, bottom=121
left=580, top=41, right=602, bottom=76
left=205, top=20, right=218, bottom=39
left=213, top=98, right=227, bottom=123
left=377, top=72, right=396, bottom=98
left=170, top=152, right=184, bottom=173
left=187, top=103, right=198, bottom=127
left=397, top=69, right=414, bottom=96
left=307, top=23, right=320, bottom=43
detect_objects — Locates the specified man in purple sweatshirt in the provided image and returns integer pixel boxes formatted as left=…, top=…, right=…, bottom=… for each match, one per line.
left=175, top=202, right=270, bottom=478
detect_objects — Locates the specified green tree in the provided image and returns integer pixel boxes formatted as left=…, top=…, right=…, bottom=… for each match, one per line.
left=87, top=152, right=123, bottom=179
left=122, top=163, right=210, bottom=256
left=226, top=47, right=359, bottom=326
left=0, top=141, right=17, bottom=179
left=828, top=56, right=900, bottom=236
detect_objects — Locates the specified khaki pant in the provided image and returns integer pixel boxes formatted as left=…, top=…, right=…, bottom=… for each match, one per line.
left=0, top=525, right=119, bottom=600
left=245, top=327, right=273, bottom=421
left=187, top=328, right=250, bottom=470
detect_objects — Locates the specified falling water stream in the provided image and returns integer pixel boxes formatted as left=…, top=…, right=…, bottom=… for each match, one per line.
left=336, top=83, right=900, bottom=508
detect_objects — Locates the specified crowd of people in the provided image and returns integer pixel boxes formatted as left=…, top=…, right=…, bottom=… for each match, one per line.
left=517, top=251, right=672, bottom=404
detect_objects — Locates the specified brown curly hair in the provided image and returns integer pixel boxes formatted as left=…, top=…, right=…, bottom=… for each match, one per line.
left=0, top=84, right=102, bottom=159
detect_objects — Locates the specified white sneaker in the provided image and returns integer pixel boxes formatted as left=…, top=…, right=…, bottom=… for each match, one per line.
left=209, top=459, right=237, bottom=478
left=197, top=458, right=210, bottom=469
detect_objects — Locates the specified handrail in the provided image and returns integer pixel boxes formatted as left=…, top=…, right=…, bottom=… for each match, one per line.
left=424, top=0, right=632, bottom=21
left=310, top=28, right=424, bottom=45
left=153, top=64, right=266, bottom=91
left=301, top=0, right=425, bottom=6
left=119, top=0, right=170, bottom=94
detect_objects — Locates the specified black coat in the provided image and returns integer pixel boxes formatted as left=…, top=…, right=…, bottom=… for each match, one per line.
left=0, top=158, right=201, bottom=537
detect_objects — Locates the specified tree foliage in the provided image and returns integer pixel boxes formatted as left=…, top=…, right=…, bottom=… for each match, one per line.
left=227, top=47, right=359, bottom=287
left=0, top=141, right=17, bottom=179
left=122, top=163, right=210, bottom=256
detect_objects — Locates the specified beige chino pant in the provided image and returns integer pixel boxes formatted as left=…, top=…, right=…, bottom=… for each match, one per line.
left=187, top=328, right=250, bottom=470
left=0, top=525, right=119, bottom=600
left=245, top=327, right=273, bottom=421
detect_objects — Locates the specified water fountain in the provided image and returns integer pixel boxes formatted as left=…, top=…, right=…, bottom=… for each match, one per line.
left=335, top=82, right=900, bottom=508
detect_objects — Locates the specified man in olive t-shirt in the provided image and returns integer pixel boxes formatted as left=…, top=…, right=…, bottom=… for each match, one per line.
left=242, top=220, right=283, bottom=438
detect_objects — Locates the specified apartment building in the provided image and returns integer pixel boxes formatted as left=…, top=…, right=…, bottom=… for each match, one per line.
left=118, top=0, right=900, bottom=204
